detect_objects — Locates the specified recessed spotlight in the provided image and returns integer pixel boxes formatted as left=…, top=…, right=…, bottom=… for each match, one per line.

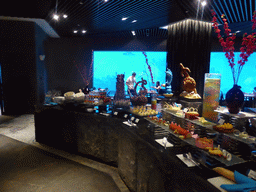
left=122, top=17, right=128, bottom=21
left=73, top=30, right=78, bottom=33
left=131, top=31, right=136, bottom=36
left=160, top=25, right=168, bottom=29
left=236, top=30, right=241, bottom=33
left=82, top=30, right=87, bottom=34
left=104, top=0, right=109, bottom=2
left=63, top=14, right=68, bottom=18
left=53, top=14, right=59, bottom=20
left=132, top=20, right=137, bottom=23
left=201, top=1, right=207, bottom=6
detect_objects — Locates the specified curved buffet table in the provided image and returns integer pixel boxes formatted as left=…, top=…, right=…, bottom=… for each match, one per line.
left=34, top=104, right=256, bottom=192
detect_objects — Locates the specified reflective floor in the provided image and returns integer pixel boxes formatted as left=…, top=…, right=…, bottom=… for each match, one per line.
left=0, top=114, right=129, bottom=192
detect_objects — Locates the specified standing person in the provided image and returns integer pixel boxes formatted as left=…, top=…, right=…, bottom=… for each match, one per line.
left=151, top=81, right=162, bottom=94
left=126, top=72, right=137, bottom=96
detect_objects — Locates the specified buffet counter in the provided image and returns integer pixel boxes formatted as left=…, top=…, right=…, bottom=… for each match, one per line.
left=34, top=104, right=256, bottom=192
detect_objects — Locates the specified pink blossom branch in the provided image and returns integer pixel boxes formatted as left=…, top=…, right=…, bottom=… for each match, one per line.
left=142, top=51, right=154, bottom=84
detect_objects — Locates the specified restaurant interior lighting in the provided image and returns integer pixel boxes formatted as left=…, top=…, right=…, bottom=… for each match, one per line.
left=132, top=20, right=137, bottom=23
left=73, top=30, right=78, bottom=33
left=53, top=14, right=59, bottom=20
left=131, top=31, right=136, bottom=36
left=122, top=17, right=128, bottom=21
left=201, top=1, right=207, bottom=6
left=82, top=30, right=87, bottom=34
left=63, top=14, right=68, bottom=18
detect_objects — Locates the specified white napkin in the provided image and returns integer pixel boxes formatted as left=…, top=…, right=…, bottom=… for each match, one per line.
left=207, top=176, right=235, bottom=192
left=99, top=112, right=110, bottom=116
left=176, top=154, right=196, bottom=167
left=155, top=138, right=174, bottom=147
left=123, top=121, right=136, bottom=127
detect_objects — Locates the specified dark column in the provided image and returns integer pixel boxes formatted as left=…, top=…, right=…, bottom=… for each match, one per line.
left=166, top=19, right=212, bottom=97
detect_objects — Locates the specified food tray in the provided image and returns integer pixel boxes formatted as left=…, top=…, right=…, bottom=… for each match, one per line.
left=213, top=125, right=234, bottom=133
left=195, top=137, right=213, bottom=149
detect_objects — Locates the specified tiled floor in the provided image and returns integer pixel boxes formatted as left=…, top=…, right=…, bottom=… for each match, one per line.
left=0, top=114, right=130, bottom=192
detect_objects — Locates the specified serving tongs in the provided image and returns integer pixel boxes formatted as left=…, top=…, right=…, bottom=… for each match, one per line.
left=183, top=152, right=202, bottom=168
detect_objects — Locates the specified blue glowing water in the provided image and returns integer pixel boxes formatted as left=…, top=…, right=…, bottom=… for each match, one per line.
left=210, top=52, right=256, bottom=96
left=93, top=51, right=167, bottom=93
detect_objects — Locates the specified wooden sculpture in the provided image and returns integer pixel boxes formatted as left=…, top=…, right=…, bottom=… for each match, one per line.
left=180, top=63, right=197, bottom=94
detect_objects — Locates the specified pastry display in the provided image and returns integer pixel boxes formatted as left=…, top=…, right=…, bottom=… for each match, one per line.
left=131, top=106, right=158, bottom=116
left=213, top=123, right=234, bottom=133
left=164, top=102, right=181, bottom=113
left=208, top=148, right=223, bottom=157
left=198, top=117, right=211, bottom=125
left=74, top=91, right=85, bottom=102
left=185, top=107, right=199, bottom=120
left=64, top=91, right=75, bottom=101
left=169, top=122, right=192, bottom=139
left=195, top=137, right=213, bottom=149
left=179, top=63, right=201, bottom=99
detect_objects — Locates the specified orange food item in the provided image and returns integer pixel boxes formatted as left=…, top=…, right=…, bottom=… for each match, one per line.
left=169, top=122, right=191, bottom=138
left=195, top=137, right=213, bottom=149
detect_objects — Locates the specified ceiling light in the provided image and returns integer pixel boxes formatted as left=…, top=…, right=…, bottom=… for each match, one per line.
left=53, top=14, right=59, bottom=20
left=73, top=30, right=78, bottom=33
left=132, top=20, right=137, bottom=23
left=104, top=0, right=109, bottom=2
left=82, top=30, right=87, bottom=34
left=122, top=17, right=128, bottom=21
left=131, top=31, right=136, bottom=36
left=63, top=14, right=68, bottom=18
left=160, top=25, right=168, bottom=29
left=236, top=30, right=241, bottom=33
left=201, top=1, right=207, bottom=6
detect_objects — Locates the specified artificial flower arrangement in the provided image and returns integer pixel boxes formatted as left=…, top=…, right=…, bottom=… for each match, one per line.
left=211, top=10, right=256, bottom=85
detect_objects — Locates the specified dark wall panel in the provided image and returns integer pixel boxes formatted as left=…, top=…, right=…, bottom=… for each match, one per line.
left=0, top=20, right=37, bottom=115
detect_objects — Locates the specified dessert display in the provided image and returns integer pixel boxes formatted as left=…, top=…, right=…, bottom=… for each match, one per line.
left=130, top=78, right=148, bottom=106
left=164, top=102, right=181, bottom=113
left=113, top=99, right=130, bottom=107
left=64, top=91, right=75, bottom=101
left=115, top=74, right=125, bottom=100
left=185, top=107, right=199, bottom=120
left=179, top=63, right=201, bottom=99
left=74, top=91, right=85, bottom=102
left=169, top=122, right=192, bottom=139
left=131, top=106, right=158, bottom=116
left=52, top=96, right=65, bottom=104
left=195, top=137, right=213, bottom=149
left=213, top=123, right=234, bottom=133
left=198, top=117, right=211, bottom=125
left=208, top=148, right=223, bottom=157
left=149, top=116, right=169, bottom=126
left=163, top=93, right=173, bottom=98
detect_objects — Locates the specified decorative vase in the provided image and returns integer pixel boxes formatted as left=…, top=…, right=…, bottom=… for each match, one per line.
left=225, top=84, right=244, bottom=114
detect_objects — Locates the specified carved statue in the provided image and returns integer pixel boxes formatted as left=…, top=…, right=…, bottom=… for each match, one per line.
left=165, top=68, right=173, bottom=94
left=130, top=78, right=148, bottom=106
left=179, top=63, right=201, bottom=99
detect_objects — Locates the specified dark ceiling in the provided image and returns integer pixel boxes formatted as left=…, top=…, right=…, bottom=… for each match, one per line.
left=1, top=0, right=256, bottom=38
